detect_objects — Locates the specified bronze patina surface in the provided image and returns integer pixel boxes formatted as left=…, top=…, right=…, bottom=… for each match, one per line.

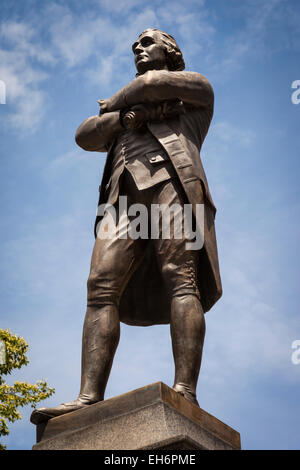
left=31, top=29, right=222, bottom=426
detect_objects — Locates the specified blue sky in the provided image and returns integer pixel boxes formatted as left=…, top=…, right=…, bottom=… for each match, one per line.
left=0, top=0, right=299, bottom=450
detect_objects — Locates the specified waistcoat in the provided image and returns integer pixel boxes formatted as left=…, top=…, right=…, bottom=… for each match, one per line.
left=106, top=125, right=177, bottom=205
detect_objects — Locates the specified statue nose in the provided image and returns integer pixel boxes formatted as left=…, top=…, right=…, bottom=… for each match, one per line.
left=135, top=44, right=144, bottom=54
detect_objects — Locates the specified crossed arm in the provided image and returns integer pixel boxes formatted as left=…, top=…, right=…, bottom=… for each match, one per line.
left=75, top=70, right=213, bottom=152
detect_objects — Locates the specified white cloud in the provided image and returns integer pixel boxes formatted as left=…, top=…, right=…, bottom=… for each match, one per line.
left=210, top=121, right=255, bottom=147
left=202, top=226, right=300, bottom=396
left=46, top=3, right=157, bottom=68
left=0, top=21, right=52, bottom=132
left=1, top=0, right=299, bottom=132
left=49, top=14, right=105, bottom=68
left=47, top=148, right=87, bottom=171
left=8, top=87, right=45, bottom=131
left=209, top=0, right=300, bottom=79
left=1, top=21, right=55, bottom=64
left=0, top=54, right=48, bottom=132
left=97, top=0, right=145, bottom=13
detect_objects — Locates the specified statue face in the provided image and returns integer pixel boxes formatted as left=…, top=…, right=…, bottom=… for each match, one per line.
left=132, top=31, right=168, bottom=75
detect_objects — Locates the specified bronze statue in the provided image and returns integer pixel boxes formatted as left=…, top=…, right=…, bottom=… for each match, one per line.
left=31, top=28, right=222, bottom=425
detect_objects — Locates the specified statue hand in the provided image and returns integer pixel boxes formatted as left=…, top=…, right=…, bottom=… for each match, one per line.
left=98, top=99, right=109, bottom=115
left=122, top=104, right=150, bottom=129
left=121, top=101, right=185, bottom=130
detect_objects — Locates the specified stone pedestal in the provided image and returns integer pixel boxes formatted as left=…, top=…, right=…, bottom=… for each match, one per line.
left=32, top=382, right=241, bottom=450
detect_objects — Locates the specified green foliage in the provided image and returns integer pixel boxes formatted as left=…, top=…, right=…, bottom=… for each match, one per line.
left=0, top=329, right=55, bottom=450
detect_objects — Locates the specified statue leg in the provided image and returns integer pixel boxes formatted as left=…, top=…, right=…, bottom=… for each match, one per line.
left=158, top=256, right=205, bottom=406
left=170, top=294, right=205, bottom=405
left=78, top=210, right=147, bottom=403
left=31, top=208, right=146, bottom=425
left=152, top=177, right=205, bottom=406
left=78, top=303, right=120, bottom=403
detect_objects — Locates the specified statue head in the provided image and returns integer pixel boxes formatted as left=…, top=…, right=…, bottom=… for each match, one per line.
left=132, top=28, right=185, bottom=75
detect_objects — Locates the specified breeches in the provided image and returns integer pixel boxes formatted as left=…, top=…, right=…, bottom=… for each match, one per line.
left=87, top=169, right=200, bottom=308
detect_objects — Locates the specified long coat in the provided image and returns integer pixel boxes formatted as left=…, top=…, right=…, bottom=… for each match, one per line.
left=93, top=102, right=222, bottom=326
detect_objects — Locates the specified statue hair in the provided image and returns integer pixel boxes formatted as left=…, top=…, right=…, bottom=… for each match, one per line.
left=137, top=28, right=185, bottom=71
